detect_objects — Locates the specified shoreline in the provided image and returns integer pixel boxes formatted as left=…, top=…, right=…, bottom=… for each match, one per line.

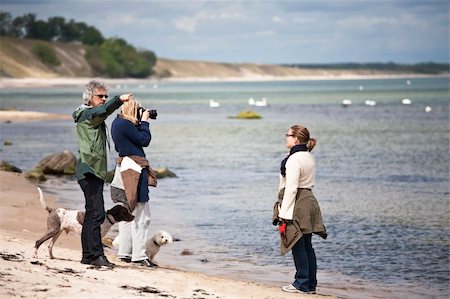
left=0, top=73, right=447, bottom=88
left=0, top=171, right=339, bottom=299
left=0, top=110, right=72, bottom=121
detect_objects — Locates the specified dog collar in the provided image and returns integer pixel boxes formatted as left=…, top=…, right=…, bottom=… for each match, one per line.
left=105, top=214, right=115, bottom=225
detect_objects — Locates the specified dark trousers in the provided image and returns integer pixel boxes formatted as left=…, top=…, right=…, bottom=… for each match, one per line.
left=292, top=233, right=317, bottom=292
left=78, top=174, right=105, bottom=261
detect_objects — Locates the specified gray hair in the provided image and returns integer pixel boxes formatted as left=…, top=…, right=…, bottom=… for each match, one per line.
left=82, top=80, right=108, bottom=104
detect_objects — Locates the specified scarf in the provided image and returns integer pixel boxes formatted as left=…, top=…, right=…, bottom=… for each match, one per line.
left=280, top=144, right=308, bottom=177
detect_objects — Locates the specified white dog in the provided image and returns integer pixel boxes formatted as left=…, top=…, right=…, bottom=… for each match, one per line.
left=113, top=230, right=173, bottom=266
left=145, top=230, right=173, bottom=265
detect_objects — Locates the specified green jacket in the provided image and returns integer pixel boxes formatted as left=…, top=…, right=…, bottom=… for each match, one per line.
left=73, top=96, right=122, bottom=181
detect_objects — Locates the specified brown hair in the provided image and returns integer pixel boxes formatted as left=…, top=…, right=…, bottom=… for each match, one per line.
left=290, top=125, right=316, bottom=152
left=121, top=98, right=141, bottom=125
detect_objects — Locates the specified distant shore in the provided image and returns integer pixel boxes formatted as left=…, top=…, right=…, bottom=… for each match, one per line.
left=0, top=73, right=447, bottom=89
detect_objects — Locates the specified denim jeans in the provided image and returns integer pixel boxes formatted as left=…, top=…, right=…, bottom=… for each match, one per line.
left=291, top=233, right=317, bottom=292
left=78, top=174, right=105, bottom=261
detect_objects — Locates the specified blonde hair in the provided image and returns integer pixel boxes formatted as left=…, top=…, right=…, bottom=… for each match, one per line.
left=121, top=98, right=141, bottom=125
left=290, top=125, right=317, bottom=151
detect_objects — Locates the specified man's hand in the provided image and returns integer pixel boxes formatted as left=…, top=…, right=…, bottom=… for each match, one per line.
left=119, top=93, right=133, bottom=102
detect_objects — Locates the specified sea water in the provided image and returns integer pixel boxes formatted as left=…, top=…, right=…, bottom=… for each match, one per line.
left=0, top=77, right=449, bottom=298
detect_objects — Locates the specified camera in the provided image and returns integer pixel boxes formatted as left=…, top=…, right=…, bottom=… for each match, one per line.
left=137, top=107, right=157, bottom=121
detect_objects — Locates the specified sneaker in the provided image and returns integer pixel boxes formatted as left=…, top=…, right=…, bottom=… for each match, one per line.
left=134, top=259, right=157, bottom=268
left=281, top=285, right=309, bottom=294
left=90, top=255, right=115, bottom=268
left=119, top=257, right=132, bottom=263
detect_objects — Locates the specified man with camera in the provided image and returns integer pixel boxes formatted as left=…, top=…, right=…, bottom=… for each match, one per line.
left=110, top=98, right=157, bottom=267
left=73, top=80, right=133, bottom=268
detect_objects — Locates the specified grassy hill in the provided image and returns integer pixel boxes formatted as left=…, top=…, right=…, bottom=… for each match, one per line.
left=0, top=37, right=447, bottom=79
left=0, top=37, right=92, bottom=78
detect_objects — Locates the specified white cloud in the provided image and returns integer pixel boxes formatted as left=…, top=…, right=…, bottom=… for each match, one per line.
left=1, top=0, right=448, bottom=63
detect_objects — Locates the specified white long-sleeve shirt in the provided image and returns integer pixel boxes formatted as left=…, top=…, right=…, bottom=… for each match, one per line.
left=278, top=151, right=316, bottom=220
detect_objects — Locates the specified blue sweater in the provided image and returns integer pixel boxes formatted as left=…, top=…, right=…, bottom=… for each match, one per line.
left=111, top=115, right=151, bottom=202
left=111, top=116, right=151, bottom=157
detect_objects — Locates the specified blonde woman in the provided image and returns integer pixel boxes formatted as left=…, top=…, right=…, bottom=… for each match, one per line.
left=273, top=125, right=327, bottom=294
left=110, top=98, right=154, bottom=267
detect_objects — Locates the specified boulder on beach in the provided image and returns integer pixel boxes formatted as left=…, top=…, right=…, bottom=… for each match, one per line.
left=0, top=160, right=22, bottom=173
left=25, top=169, right=47, bottom=182
left=34, top=150, right=76, bottom=175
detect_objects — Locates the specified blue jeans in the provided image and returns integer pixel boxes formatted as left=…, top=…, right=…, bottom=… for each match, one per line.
left=292, top=234, right=317, bottom=292
left=78, top=174, right=105, bottom=261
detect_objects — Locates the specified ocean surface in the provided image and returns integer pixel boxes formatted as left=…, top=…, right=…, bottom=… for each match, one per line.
left=1, top=77, right=449, bottom=298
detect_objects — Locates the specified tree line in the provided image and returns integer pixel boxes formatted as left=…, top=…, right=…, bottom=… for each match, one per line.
left=0, top=11, right=157, bottom=78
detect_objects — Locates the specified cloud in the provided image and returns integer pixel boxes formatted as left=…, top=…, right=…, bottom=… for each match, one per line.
left=1, top=0, right=448, bottom=64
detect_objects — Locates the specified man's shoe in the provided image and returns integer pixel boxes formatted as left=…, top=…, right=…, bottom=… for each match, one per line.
left=80, top=258, right=91, bottom=265
left=134, top=259, right=156, bottom=268
left=119, top=257, right=132, bottom=263
left=281, top=285, right=309, bottom=294
left=90, top=255, right=115, bottom=268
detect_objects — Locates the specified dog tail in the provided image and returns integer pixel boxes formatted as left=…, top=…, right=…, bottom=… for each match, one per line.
left=37, top=187, right=52, bottom=213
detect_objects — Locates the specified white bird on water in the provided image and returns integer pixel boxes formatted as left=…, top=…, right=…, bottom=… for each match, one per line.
left=425, top=106, right=432, bottom=112
left=248, top=98, right=255, bottom=105
left=342, top=99, right=352, bottom=106
left=209, top=99, right=220, bottom=108
left=365, top=100, right=376, bottom=106
left=401, top=98, right=412, bottom=105
left=255, top=97, right=267, bottom=107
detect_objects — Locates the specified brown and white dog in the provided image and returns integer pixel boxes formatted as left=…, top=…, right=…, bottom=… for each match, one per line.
left=34, top=187, right=134, bottom=259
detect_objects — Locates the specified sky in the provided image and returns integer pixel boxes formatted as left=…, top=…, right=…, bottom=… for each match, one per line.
left=1, top=0, right=449, bottom=64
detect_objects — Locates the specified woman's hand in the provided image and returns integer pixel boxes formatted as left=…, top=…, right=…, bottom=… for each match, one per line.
left=141, top=109, right=151, bottom=122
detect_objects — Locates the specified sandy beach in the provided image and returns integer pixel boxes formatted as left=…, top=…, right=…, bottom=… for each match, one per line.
left=0, top=110, right=72, bottom=121
left=0, top=171, right=338, bottom=299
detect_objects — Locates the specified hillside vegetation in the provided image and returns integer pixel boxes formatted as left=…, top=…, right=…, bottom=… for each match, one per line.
left=0, top=37, right=448, bottom=79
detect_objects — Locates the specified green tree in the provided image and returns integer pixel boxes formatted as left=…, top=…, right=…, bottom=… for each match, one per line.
left=139, top=49, right=157, bottom=67
left=100, top=38, right=151, bottom=78
left=80, top=26, right=104, bottom=45
left=27, top=20, right=52, bottom=40
left=10, top=14, right=29, bottom=38
left=0, top=11, right=13, bottom=36
left=47, top=16, right=65, bottom=41
left=60, top=19, right=81, bottom=42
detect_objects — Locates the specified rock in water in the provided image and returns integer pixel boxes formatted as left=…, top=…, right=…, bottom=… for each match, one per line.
left=35, top=150, right=76, bottom=175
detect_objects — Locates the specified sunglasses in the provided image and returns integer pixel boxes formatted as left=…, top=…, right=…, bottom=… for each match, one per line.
left=94, top=94, right=108, bottom=99
left=285, top=134, right=296, bottom=138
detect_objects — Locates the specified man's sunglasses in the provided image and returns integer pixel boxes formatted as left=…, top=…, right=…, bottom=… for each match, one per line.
left=95, top=94, right=108, bottom=99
